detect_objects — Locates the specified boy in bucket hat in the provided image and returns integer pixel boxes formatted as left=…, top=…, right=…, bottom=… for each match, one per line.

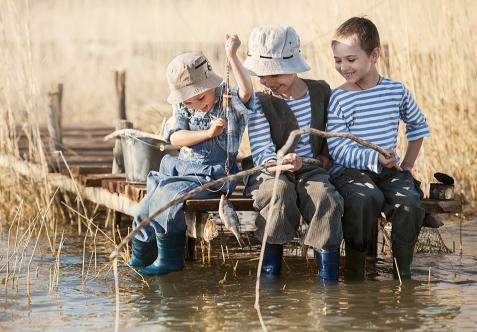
left=243, top=26, right=344, bottom=281
left=129, top=34, right=253, bottom=276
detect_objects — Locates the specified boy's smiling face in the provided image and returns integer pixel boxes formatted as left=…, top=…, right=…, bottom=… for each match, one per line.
left=258, top=74, right=297, bottom=96
left=332, top=36, right=379, bottom=85
left=183, top=88, right=216, bottom=112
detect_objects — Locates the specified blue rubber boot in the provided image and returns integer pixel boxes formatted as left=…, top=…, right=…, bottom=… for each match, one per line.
left=138, top=231, right=186, bottom=276
left=316, top=249, right=340, bottom=281
left=128, top=238, right=158, bottom=267
left=261, top=243, right=283, bottom=275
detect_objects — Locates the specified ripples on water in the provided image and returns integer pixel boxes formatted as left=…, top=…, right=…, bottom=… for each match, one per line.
left=1, top=217, right=476, bottom=331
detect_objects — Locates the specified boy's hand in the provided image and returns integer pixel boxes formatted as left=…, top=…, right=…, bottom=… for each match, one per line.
left=207, top=118, right=227, bottom=138
left=378, top=150, right=397, bottom=168
left=317, top=154, right=332, bottom=170
left=225, top=34, right=241, bottom=59
left=400, top=162, right=413, bottom=172
left=282, top=153, right=303, bottom=171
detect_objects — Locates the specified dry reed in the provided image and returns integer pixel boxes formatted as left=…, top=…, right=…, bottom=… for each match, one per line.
left=1, top=0, right=474, bottom=201
left=0, top=2, right=476, bottom=329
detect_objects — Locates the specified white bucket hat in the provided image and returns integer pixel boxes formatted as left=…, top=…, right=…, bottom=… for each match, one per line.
left=243, top=26, right=310, bottom=76
left=166, top=52, right=223, bottom=104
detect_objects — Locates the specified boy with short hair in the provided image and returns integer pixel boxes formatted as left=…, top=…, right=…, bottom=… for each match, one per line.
left=327, top=17, right=431, bottom=280
left=243, top=26, right=344, bottom=281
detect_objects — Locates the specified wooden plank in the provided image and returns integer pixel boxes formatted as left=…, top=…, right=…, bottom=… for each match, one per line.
left=102, top=178, right=123, bottom=193
left=50, top=163, right=113, bottom=173
left=80, top=173, right=126, bottom=187
left=184, top=196, right=255, bottom=212
left=421, top=199, right=462, bottom=214
left=184, top=196, right=462, bottom=215
left=68, top=166, right=112, bottom=176
left=125, top=183, right=147, bottom=201
left=49, top=155, right=114, bottom=164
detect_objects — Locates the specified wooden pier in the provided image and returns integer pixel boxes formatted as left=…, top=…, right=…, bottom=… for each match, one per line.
left=1, top=74, right=464, bottom=246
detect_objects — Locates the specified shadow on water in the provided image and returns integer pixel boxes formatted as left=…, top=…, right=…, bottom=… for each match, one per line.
left=1, top=216, right=476, bottom=331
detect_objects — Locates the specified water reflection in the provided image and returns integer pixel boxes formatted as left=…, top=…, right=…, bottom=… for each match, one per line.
left=0, top=218, right=476, bottom=331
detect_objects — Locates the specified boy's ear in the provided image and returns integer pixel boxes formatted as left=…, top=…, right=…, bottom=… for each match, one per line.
left=371, top=47, right=381, bottom=63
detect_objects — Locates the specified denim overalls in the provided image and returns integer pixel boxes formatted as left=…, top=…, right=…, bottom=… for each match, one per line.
left=131, top=83, right=251, bottom=241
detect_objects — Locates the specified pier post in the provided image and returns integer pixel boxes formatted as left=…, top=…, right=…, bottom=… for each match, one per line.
left=47, top=82, right=64, bottom=152
left=112, top=68, right=132, bottom=228
left=112, top=68, right=132, bottom=174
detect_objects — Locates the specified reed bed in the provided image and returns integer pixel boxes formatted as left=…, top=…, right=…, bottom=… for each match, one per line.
left=1, top=0, right=475, bottom=202
left=0, top=0, right=475, bottom=301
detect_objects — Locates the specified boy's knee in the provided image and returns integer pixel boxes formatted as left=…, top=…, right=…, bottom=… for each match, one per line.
left=255, top=178, right=294, bottom=201
left=347, top=189, right=384, bottom=213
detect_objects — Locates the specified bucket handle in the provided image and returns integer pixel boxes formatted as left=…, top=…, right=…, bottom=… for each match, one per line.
left=122, top=133, right=162, bottom=150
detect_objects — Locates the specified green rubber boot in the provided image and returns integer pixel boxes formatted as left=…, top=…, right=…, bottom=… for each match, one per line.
left=392, top=242, right=415, bottom=280
left=139, top=231, right=186, bottom=276
left=344, top=244, right=366, bottom=281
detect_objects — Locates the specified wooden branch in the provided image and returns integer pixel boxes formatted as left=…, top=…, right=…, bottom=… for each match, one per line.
left=277, top=128, right=402, bottom=171
left=109, top=159, right=304, bottom=260
left=109, top=129, right=401, bottom=259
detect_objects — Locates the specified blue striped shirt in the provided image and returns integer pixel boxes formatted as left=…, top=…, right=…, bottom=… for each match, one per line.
left=248, top=92, right=313, bottom=166
left=327, top=78, right=430, bottom=175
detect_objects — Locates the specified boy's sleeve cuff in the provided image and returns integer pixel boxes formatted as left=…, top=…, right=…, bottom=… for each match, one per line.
left=367, top=150, right=380, bottom=173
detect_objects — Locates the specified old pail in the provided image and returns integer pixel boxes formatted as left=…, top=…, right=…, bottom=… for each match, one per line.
left=121, top=132, right=176, bottom=183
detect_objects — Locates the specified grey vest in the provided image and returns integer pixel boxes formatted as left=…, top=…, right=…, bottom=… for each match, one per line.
left=257, top=79, right=331, bottom=157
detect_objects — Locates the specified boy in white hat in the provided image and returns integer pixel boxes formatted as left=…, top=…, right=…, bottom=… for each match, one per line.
left=129, top=34, right=253, bottom=276
left=243, top=26, right=343, bottom=281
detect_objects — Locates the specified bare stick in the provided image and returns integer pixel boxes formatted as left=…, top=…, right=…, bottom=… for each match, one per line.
left=110, top=160, right=292, bottom=260
left=254, top=161, right=283, bottom=332
left=113, top=258, right=120, bottom=332
left=394, top=257, right=402, bottom=286
left=277, top=128, right=402, bottom=171
left=109, top=129, right=392, bottom=261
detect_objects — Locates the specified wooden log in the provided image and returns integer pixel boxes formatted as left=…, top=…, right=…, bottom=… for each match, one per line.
left=0, top=154, right=135, bottom=215
left=47, top=83, right=63, bottom=152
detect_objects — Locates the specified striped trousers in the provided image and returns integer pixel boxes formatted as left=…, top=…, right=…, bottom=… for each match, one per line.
left=244, top=165, right=343, bottom=250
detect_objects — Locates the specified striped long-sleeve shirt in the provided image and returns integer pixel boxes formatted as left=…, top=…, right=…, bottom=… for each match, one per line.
left=248, top=92, right=314, bottom=166
left=327, top=78, right=430, bottom=175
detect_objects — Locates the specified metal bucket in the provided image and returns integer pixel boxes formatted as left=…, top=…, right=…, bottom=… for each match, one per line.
left=121, top=133, right=175, bottom=183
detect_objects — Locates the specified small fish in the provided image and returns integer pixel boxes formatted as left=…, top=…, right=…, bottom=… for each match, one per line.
left=218, top=194, right=244, bottom=248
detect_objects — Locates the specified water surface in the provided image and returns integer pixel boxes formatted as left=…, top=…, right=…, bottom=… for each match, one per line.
left=1, top=215, right=476, bottom=331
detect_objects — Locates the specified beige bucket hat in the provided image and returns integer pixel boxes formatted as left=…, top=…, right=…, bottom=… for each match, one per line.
left=166, top=52, right=223, bottom=104
left=244, top=26, right=310, bottom=76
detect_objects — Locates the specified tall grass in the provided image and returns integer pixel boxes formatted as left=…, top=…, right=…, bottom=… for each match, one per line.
left=0, top=0, right=476, bottom=202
